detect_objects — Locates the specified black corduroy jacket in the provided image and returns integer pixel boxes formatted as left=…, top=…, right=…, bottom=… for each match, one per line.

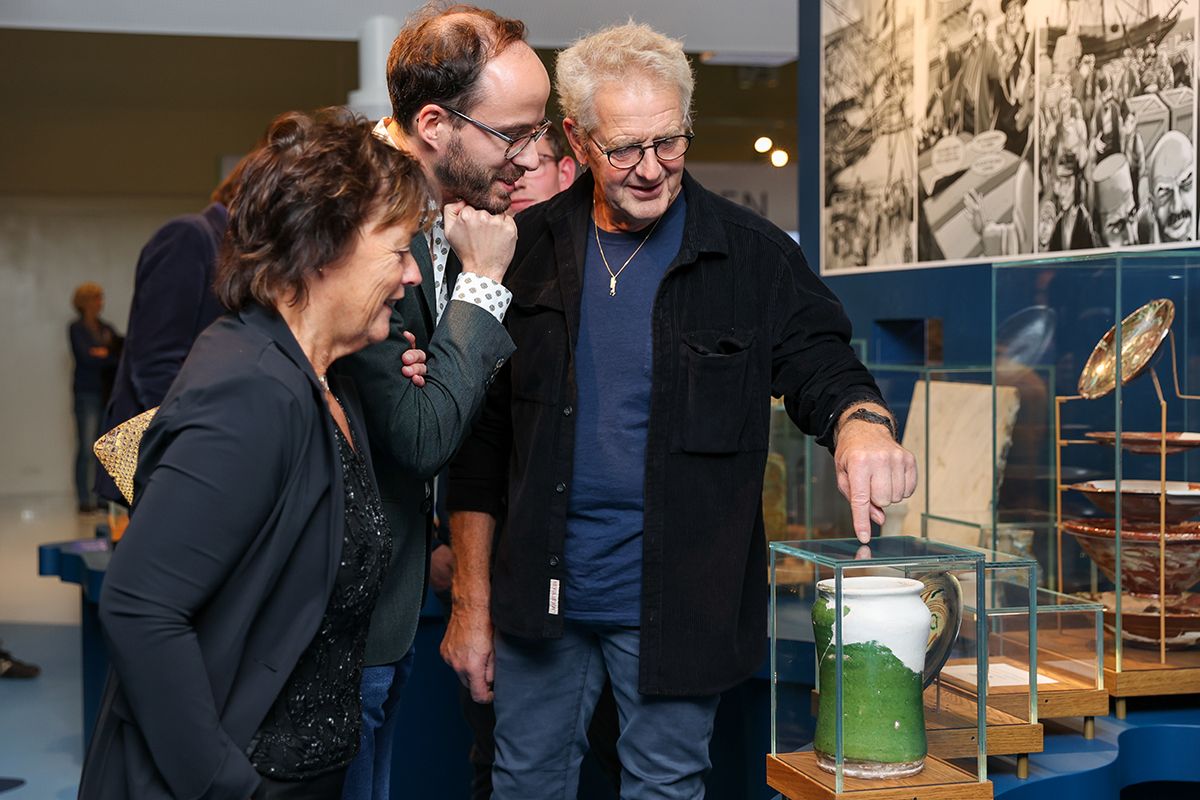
left=449, top=171, right=883, bottom=696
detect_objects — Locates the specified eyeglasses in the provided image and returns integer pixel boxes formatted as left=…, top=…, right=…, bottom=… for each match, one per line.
left=587, top=133, right=693, bottom=169
left=526, top=153, right=558, bottom=172
left=437, top=104, right=551, bottom=160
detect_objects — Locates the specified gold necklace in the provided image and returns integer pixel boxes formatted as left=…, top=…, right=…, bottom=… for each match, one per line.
left=594, top=214, right=662, bottom=297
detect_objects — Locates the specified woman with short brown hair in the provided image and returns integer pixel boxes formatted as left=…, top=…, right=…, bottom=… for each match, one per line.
left=80, top=107, right=433, bottom=800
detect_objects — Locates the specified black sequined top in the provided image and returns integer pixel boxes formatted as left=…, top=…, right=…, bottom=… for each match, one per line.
left=250, top=418, right=392, bottom=779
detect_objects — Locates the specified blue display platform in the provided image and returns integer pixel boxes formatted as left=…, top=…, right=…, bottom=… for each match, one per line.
left=991, top=697, right=1200, bottom=799
left=38, top=537, right=111, bottom=744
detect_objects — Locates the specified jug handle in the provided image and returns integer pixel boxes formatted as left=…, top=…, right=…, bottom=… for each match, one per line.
left=918, top=572, right=963, bottom=688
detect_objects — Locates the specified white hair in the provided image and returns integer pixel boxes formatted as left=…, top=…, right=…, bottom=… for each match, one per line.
left=555, top=21, right=694, bottom=133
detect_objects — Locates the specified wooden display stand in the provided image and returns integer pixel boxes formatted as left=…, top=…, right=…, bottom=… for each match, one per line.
left=1056, top=338, right=1200, bottom=712
left=766, top=751, right=992, bottom=800
left=1103, top=647, right=1200, bottom=717
left=923, top=680, right=1042, bottom=778
left=945, top=638, right=1109, bottom=736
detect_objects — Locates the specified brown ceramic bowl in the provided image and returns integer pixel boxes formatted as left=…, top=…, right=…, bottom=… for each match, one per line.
left=1085, top=431, right=1200, bottom=455
left=1065, top=480, right=1200, bottom=524
left=1061, top=518, right=1200, bottom=596
left=1093, top=591, right=1200, bottom=649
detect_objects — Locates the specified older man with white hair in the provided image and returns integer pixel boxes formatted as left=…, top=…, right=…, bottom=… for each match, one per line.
left=443, top=21, right=915, bottom=800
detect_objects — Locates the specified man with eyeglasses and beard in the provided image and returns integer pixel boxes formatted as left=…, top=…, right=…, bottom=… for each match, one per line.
left=333, top=4, right=551, bottom=799
left=444, top=21, right=915, bottom=799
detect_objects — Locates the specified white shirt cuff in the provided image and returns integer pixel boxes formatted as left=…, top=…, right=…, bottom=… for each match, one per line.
left=451, top=273, right=513, bottom=322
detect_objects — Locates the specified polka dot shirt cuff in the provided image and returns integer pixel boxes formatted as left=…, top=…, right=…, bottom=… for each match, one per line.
left=452, top=273, right=512, bottom=322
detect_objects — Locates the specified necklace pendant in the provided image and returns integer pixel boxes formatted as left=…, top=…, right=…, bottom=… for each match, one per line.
left=609, top=275, right=617, bottom=296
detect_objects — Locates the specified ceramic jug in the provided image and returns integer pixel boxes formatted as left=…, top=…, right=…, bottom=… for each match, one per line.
left=811, top=574, right=960, bottom=779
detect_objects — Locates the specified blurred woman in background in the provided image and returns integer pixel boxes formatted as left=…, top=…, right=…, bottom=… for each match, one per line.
left=68, top=282, right=119, bottom=512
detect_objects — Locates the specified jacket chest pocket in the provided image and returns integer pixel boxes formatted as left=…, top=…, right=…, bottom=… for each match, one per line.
left=672, top=329, right=767, bottom=454
left=507, top=301, right=566, bottom=405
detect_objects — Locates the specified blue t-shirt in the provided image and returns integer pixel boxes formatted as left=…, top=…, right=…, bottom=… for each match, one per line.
left=564, top=193, right=687, bottom=624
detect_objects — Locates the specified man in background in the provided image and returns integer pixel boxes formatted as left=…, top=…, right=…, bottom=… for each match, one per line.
left=508, top=124, right=576, bottom=215
left=95, top=164, right=244, bottom=510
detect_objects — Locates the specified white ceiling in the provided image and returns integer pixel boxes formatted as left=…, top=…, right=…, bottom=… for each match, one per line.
left=0, top=0, right=798, bottom=63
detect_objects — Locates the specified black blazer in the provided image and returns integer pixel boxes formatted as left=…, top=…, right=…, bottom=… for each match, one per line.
left=97, top=203, right=229, bottom=504
left=79, top=303, right=373, bottom=800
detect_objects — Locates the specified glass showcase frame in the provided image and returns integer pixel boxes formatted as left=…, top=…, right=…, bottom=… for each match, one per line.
left=767, top=536, right=991, bottom=798
left=993, top=250, right=1200, bottom=709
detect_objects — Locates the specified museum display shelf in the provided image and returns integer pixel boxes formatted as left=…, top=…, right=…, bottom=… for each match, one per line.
left=993, top=251, right=1200, bottom=713
left=925, top=531, right=1106, bottom=740
left=768, top=536, right=992, bottom=799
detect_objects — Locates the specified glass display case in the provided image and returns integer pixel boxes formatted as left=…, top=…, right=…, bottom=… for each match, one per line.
left=869, top=364, right=1032, bottom=548
left=993, top=251, right=1200, bottom=712
left=767, top=536, right=992, bottom=799
left=927, top=531, right=1105, bottom=733
left=761, top=338, right=869, bottom=545
left=768, top=363, right=1054, bottom=551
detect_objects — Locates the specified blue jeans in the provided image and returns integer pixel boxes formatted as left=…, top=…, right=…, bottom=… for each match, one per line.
left=341, top=649, right=415, bottom=800
left=492, top=623, right=720, bottom=800
left=73, top=390, right=103, bottom=507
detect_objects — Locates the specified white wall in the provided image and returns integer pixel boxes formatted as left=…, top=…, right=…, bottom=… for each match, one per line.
left=687, top=162, right=799, bottom=233
left=0, top=0, right=798, bottom=62
left=0, top=196, right=198, bottom=499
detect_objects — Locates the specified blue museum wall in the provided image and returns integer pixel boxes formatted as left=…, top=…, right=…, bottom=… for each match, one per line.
left=794, top=3, right=995, bottom=368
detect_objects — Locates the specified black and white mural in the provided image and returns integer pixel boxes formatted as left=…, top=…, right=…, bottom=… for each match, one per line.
left=821, top=0, right=1197, bottom=273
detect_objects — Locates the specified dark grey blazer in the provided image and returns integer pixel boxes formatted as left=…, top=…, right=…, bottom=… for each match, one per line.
left=79, top=303, right=373, bottom=800
left=336, top=232, right=514, bottom=666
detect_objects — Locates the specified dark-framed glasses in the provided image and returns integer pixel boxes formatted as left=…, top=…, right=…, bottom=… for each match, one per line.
left=437, top=104, right=551, bottom=160
left=526, top=153, right=558, bottom=173
left=588, top=133, right=693, bottom=169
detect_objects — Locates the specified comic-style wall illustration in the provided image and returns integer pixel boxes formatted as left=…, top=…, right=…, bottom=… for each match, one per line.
left=821, top=0, right=1197, bottom=273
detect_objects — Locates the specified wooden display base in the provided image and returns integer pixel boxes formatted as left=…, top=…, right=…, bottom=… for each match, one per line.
left=940, top=651, right=1109, bottom=721
left=924, top=681, right=1043, bottom=758
left=1103, top=642, right=1200, bottom=697
left=810, top=683, right=1043, bottom=759
left=766, top=751, right=992, bottom=800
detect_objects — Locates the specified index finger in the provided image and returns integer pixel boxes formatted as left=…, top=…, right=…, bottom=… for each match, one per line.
left=847, top=464, right=873, bottom=543
left=402, top=330, right=417, bottom=349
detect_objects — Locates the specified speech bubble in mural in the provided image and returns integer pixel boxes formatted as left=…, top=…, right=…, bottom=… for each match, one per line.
left=971, top=152, right=1009, bottom=177
left=931, top=136, right=966, bottom=176
left=967, top=130, right=1008, bottom=157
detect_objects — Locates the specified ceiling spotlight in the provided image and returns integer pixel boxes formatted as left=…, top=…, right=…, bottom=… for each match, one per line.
left=754, top=136, right=773, bottom=153
left=770, top=149, right=789, bottom=167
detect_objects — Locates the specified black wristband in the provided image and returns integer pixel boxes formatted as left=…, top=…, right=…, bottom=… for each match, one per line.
left=842, top=408, right=897, bottom=442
